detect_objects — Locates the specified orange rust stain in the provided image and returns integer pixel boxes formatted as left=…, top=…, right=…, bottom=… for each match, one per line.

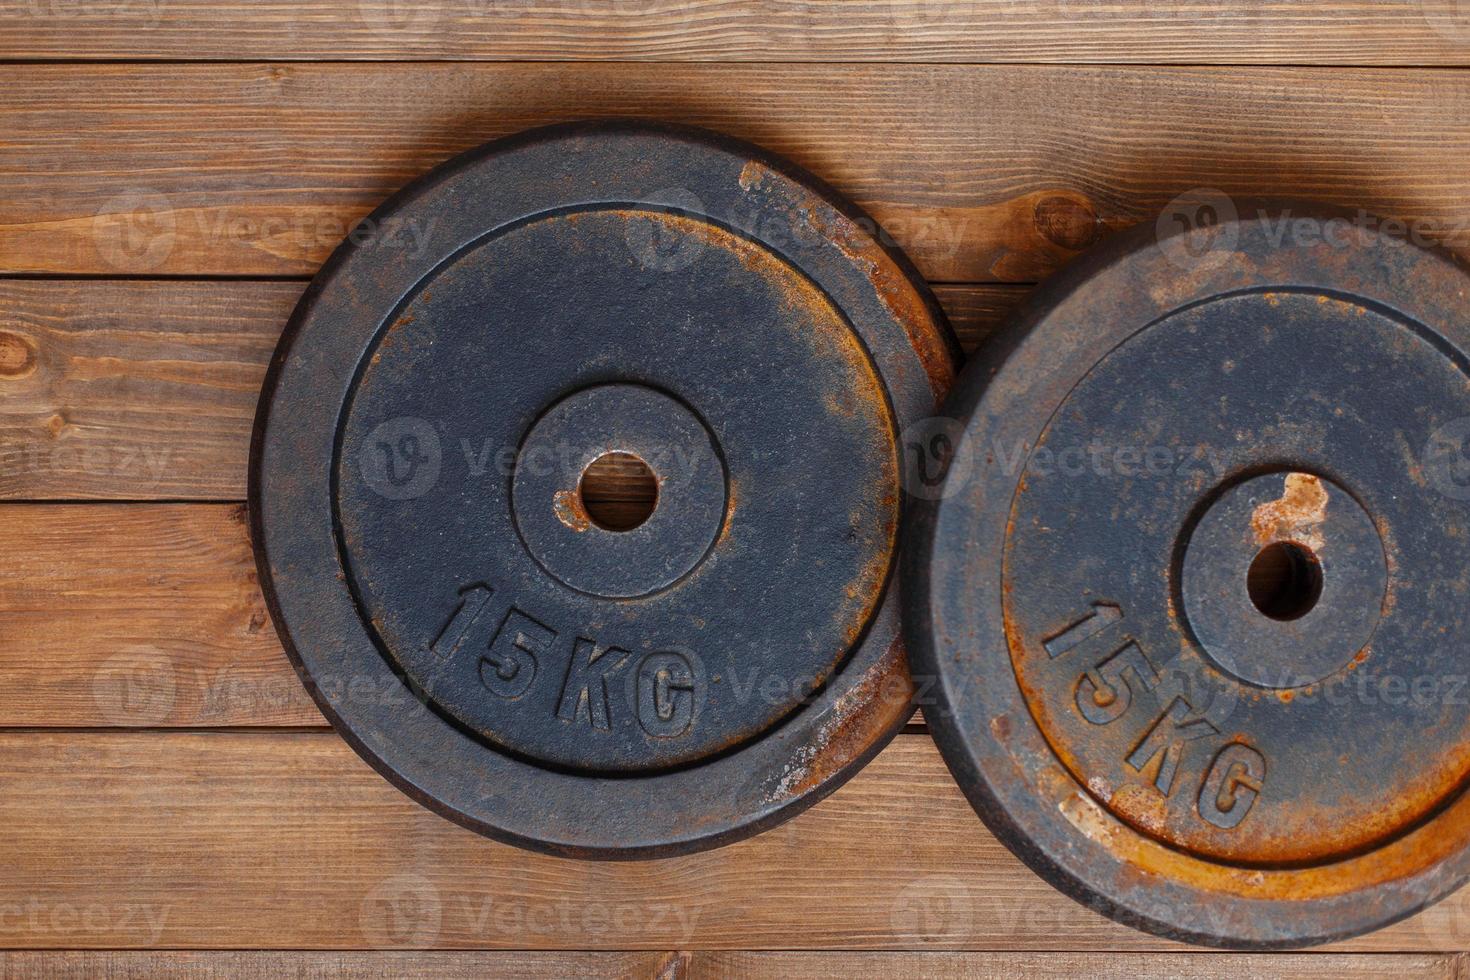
left=732, top=165, right=954, bottom=403
left=1376, top=518, right=1400, bottom=621
left=814, top=208, right=955, bottom=403
left=551, top=489, right=591, bottom=533
left=840, top=467, right=900, bottom=646
left=737, top=159, right=770, bottom=192
left=715, top=479, right=739, bottom=548
left=1044, top=737, right=1470, bottom=902
left=1001, top=606, right=1027, bottom=669
left=1002, top=487, right=1464, bottom=874
left=1210, top=715, right=1470, bottom=870
left=1000, top=600, right=1093, bottom=795
left=778, top=635, right=913, bottom=800
left=1250, top=472, right=1328, bottom=552
left=1104, top=782, right=1168, bottom=837
left=824, top=387, right=858, bottom=419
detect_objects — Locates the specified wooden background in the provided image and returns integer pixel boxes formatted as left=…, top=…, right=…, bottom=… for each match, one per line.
left=3, top=1, right=1470, bottom=976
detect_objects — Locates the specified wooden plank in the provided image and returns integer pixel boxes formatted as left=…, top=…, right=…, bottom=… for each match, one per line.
left=0, top=280, right=283, bottom=501
left=0, top=950, right=684, bottom=979
left=2, top=1, right=1470, bottom=65
left=0, top=280, right=1019, bottom=502
left=0, top=950, right=1453, bottom=977
left=5, top=64, right=1470, bottom=280
left=0, top=730, right=1465, bottom=951
left=695, top=951, right=1460, bottom=978
left=0, top=503, right=319, bottom=726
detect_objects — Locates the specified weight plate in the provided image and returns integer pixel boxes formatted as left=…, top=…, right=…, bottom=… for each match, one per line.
left=905, top=204, right=1470, bottom=946
left=251, top=121, right=956, bottom=858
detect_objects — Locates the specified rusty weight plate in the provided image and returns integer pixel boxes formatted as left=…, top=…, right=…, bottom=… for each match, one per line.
left=904, top=202, right=1470, bottom=946
left=250, top=121, right=956, bottom=857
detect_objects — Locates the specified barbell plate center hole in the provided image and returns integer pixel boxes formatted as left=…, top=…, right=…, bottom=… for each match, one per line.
left=1246, top=540, right=1323, bottom=621
left=579, top=451, right=659, bottom=532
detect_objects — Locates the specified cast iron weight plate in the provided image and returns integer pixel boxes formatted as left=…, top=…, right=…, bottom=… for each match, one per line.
left=905, top=203, right=1470, bottom=947
left=250, top=121, right=956, bottom=857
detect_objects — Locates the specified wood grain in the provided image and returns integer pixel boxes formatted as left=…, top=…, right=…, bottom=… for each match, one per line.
left=0, top=280, right=282, bottom=501
left=0, top=731, right=1467, bottom=951
left=5, top=64, right=1470, bottom=280
left=2, top=1, right=1470, bottom=65
left=0, top=950, right=685, bottom=979
left=0, top=950, right=1454, bottom=978
left=696, top=951, right=1462, bottom=979
left=936, top=283, right=1027, bottom=351
left=0, top=280, right=1020, bottom=502
left=2, top=1, right=1465, bottom=968
left=0, top=504, right=316, bottom=727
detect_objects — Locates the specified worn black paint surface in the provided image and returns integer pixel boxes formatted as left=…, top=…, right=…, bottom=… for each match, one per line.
left=905, top=204, right=1470, bottom=946
left=251, top=121, right=955, bottom=857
